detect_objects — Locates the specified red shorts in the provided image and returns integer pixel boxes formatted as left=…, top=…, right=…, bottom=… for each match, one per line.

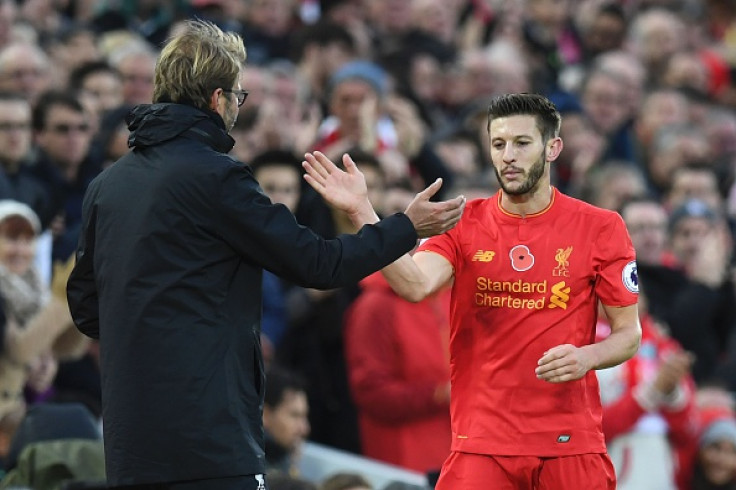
left=435, top=451, right=616, bottom=490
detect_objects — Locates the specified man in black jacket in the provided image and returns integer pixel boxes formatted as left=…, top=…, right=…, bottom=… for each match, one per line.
left=66, top=19, right=464, bottom=490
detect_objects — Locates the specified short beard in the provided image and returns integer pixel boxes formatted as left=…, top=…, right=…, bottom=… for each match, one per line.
left=493, top=150, right=546, bottom=196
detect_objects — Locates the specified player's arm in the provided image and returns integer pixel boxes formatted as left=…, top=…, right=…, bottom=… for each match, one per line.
left=536, top=303, right=641, bottom=383
left=380, top=250, right=454, bottom=303
left=589, top=303, right=642, bottom=369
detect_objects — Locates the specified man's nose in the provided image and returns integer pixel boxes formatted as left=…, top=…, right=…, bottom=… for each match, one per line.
left=502, top=143, right=515, bottom=162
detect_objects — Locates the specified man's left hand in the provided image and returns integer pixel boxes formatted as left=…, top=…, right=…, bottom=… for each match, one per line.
left=535, top=344, right=595, bottom=383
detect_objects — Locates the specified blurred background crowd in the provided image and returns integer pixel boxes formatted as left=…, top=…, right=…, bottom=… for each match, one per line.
left=0, top=0, right=732, bottom=489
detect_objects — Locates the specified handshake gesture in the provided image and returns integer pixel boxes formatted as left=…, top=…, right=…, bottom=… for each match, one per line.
left=302, top=151, right=466, bottom=238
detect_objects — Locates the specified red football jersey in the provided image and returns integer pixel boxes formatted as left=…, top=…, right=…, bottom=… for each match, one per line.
left=417, top=188, right=638, bottom=457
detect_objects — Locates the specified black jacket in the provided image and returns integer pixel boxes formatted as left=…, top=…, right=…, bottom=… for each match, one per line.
left=66, top=103, right=417, bottom=486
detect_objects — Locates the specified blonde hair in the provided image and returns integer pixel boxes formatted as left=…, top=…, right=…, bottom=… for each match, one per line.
left=153, top=20, right=246, bottom=111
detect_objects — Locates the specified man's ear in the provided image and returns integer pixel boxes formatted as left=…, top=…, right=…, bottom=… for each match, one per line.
left=209, top=88, right=221, bottom=112
left=546, top=137, right=564, bottom=162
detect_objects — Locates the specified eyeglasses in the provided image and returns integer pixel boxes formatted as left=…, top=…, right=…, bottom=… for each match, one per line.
left=2, top=68, right=44, bottom=81
left=222, top=89, right=248, bottom=107
left=48, top=123, right=91, bottom=134
left=0, top=122, right=30, bottom=132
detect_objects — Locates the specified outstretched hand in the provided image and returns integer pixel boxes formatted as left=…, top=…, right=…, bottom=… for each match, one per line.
left=302, top=151, right=375, bottom=223
left=404, top=179, right=465, bottom=238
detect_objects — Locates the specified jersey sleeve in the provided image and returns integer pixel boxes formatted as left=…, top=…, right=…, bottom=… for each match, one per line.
left=593, top=212, right=639, bottom=307
left=417, top=224, right=460, bottom=268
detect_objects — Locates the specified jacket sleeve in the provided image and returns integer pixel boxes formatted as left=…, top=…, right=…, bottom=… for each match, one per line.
left=216, top=164, right=418, bottom=289
left=66, top=184, right=100, bottom=339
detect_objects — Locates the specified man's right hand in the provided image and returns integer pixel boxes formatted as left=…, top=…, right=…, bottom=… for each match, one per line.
left=404, top=179, right=465, bottom=238
left=303, top=151, right=465, bottom=236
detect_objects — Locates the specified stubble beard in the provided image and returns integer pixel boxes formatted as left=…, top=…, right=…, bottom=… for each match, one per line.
left=493, top=151, right=546, bottom=196
left=225, top=103, right=238, bottom=133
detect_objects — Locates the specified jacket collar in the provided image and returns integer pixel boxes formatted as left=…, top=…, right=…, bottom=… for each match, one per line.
left=126, top=103, right=235, bottom=153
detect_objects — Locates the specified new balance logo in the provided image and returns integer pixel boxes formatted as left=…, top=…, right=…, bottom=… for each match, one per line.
left=472, top=250, right=496, bottom=262
left=255, top=474, right=266, bottom=490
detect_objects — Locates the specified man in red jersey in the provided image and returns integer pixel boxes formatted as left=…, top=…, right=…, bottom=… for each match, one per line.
left=302, top=92, right=642, bottom=490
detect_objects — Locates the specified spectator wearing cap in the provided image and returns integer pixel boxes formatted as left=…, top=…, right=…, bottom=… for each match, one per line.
left=313, top=60, right=453, bottom=200
left=313, top=60, right=394, bottom=159
left=0, top=200, right=88, bottom=464
left=693, top=414, right=736, bottom=489
left=680, top=390, right=736, bottom=490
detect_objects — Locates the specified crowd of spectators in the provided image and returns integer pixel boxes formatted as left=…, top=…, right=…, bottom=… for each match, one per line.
left=0, top=0, right=733, bottom=488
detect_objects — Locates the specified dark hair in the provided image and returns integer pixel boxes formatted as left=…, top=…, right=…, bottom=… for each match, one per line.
left=267, top=473, right=318, bottom=490
left=69, top=60, right=121, bottom=89
left=95, top=103, right=135, bottom=160
left=0, top=91, right=28, bottom=105
left=249, top=149, right=302, bottom=175
left=598, top=3, right=626, bottom=23
left=291, top=20, right=354, bottom=62
left=0, top=215, right=35, bottom=239
left=486, top=93, right=561, bottom=142
left=345, top=146, right=381, bottom=173
left=32, top=91, right=86, bottom=131
left=321, top=472, right=372, bottom=490
left=264, top=365, right=307, bottom=408
left=38, top=23, right=96, bottom=52
left=616, top=194, right=663, bottom=217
